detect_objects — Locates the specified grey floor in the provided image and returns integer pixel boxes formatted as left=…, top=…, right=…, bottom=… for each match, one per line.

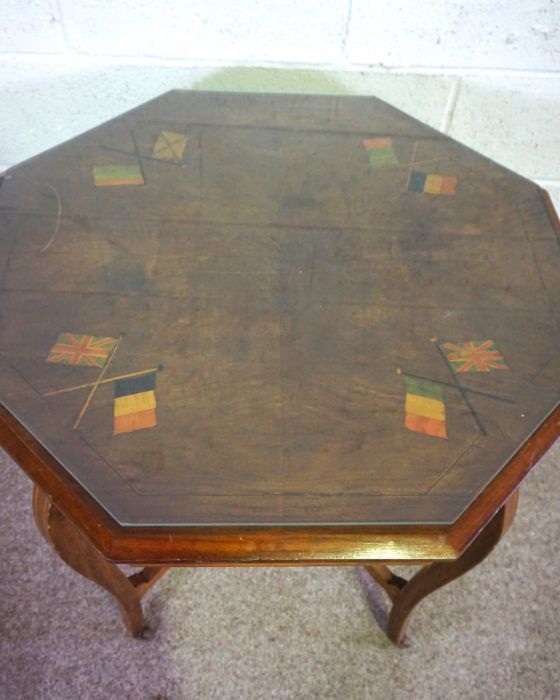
left=1, top=443, right=559, bottom=700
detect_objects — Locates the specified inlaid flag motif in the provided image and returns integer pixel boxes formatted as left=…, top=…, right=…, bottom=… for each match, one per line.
left=440, top=340, right=508, bottom=373
left=92, top=164, right=144, bottom=187
left=153, top=130, right=188, bottom=161
left=408, top=171, right=457, bottom=196
left=113, top=372, right=157, bottom=435
left=47, top=333, right=118, bottom=368
left=363, top=137, right=399, bottom=168
left=404, top=377, right=447, bottom=439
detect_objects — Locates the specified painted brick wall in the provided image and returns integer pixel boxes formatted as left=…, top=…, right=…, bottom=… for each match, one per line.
left=1, top=0, right=559, bottom=68
left=0, top=0, right=559, bottom=202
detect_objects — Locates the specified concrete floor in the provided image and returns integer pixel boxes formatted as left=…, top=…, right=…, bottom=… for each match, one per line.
left=1, top=68, right=560, bottom=699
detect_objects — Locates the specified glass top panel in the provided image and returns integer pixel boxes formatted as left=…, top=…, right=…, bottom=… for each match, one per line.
left=1, top=90, right=559, bottom=526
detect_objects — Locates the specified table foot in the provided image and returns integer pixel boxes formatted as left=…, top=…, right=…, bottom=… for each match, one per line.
left=32, top=485, right=170, bottom=637
left=365, top=491, right=519, bottom=646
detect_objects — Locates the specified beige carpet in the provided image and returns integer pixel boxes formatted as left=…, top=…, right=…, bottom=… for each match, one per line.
left=1, top=444, right=559, bottom=700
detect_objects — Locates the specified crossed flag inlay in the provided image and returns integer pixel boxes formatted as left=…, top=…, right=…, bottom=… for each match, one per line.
left=45, top=332, right=161, bottom=435
left=400, top=338, right=510, bottom=439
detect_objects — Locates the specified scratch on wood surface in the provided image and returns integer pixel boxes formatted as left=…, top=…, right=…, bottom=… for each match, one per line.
left=4, top=174, right=63, bottom=252
left=39, top=183, right=63, bottom=253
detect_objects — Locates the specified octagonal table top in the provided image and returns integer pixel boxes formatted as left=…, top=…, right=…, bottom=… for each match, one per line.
left=1, top=90, right=559, bottom=553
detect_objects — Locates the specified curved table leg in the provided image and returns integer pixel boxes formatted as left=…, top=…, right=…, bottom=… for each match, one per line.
left=32, top=485, right=170, bottom=637
left=365, top=490, right=519, bottom=646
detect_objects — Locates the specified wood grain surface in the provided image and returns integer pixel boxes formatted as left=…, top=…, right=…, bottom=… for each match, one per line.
left=1, top=90, right=559, bottom=537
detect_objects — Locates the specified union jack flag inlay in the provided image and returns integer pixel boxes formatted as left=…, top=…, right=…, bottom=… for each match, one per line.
left=440, top=340, right=508, bottom=373
left=46, top=333, right=118, bottom=368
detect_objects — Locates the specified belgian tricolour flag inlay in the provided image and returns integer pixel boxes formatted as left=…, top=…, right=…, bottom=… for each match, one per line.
left=408, top=171, right=457, bottom=196
left=404, top=377, right=447, bottom=439
left=113, top=372, right=157, bottom=435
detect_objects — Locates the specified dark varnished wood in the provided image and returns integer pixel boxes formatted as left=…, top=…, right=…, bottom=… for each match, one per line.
left=366, top=490, right=519, bottom=645
left=3, top=402, right=558, bottom=565
left=33, top=484, right=169, bottom=637
left=1, top=91, right=559, bottom=643
left=1, top=90, right=559, bottom=530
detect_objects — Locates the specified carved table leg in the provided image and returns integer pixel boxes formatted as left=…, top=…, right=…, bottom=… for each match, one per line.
left=32, top=485, right=170, bottom=637
left=365, top=490, right=519, bottom=646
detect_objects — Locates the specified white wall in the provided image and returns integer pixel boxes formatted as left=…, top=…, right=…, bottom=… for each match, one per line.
left=0, top=0, right=559, bottom=203
left=1, top=0, right=559, bottom=70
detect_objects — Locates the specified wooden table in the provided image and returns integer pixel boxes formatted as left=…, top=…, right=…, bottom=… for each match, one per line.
left=1, top=90, right=559, bottom=646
